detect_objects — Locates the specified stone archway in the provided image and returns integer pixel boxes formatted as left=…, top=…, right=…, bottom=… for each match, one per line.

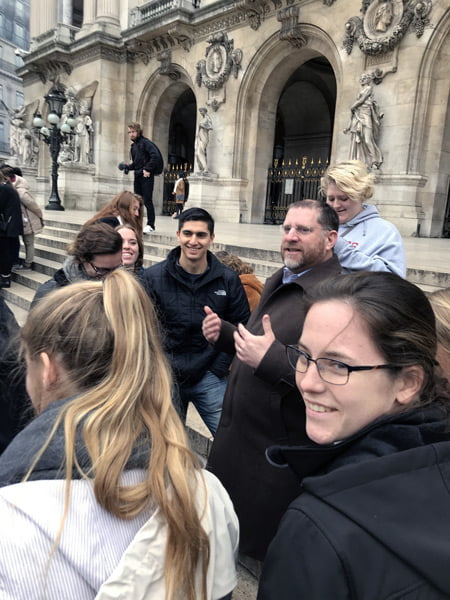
left=233, top=26, right=341, bottom=223
left=410, top=9, right=450, bottom=237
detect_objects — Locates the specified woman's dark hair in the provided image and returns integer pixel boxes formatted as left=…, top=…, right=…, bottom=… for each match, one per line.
left=178, top=207, right=215, bottom=235
left=67, top=222, right=123, bottom=263
left=305, top=271, right=447, bottom=405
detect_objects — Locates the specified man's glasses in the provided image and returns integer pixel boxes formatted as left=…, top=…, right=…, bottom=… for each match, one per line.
left=280, top=225, right=317, bottom=235
left=286, top=345, right=399, bottom=386
left=88, top=261, right=122, bottom=279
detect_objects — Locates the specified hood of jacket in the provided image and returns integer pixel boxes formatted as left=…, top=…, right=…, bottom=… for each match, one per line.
left=267, top=404, right=450, bottom=594
left=338, top=203, right=379, bottom=237
left=0, top=396, right=149, bottom=487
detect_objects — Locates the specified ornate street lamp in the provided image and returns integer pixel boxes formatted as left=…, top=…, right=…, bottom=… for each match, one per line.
left=32, top=86, right=76, bottom=210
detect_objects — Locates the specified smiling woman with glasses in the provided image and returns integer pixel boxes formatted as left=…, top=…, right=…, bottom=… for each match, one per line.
left=259, top=272, right=450, bottom=600
left=31, top=223, right=123, bottom=307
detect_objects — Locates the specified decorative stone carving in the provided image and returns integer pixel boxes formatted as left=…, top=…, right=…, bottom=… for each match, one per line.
left=157, top=49, right=181, bottom=80
left=59, top=82, right=98, bottom=166
left=344, top=72, right=384, bottom=170
left=2, top=99, right=40, bottom=166
left=126, top=26, right=194, bottom=65
left=28, top=58, right=73, bottom=84
left=196, top=32, right=243, bottom=91
left=126, top=39, right=154, bottom=65
left=277, top=5, right=307, bottom=48
left=238, top=0, right=270, bottom=31
left=194, top=107, right=213, bottom=174
left=167, top=24, right=194, bottom=52
left=344, top=0, right=432, bottom=56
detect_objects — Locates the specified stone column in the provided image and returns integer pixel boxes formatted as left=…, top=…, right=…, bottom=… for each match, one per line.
left=96, top=0, right=120, bottom=25
left=30, top=0, right=57, bottom=38
left=82, top=0, right=97, bottom=26
left=59, top=0, right=73, bottom=25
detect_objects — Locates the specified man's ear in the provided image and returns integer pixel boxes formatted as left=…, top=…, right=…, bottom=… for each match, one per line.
left=326, top=230, right=338, bottom=251
left=395, top=365, right=425, bottom=406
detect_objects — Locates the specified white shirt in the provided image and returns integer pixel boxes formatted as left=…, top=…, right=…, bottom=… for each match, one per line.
left=0, top=470, right=238, bottom=600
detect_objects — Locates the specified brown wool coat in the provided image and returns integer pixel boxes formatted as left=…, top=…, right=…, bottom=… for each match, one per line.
left=207, top=255, right=342, bottom=561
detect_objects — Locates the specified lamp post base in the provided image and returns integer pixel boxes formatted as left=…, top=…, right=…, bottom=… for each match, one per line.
left=45, top=202, right=65, bottom=211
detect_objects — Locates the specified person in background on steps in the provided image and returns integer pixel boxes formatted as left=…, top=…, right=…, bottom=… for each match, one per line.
left=172, top=172, right=186, bottom=218
left=31, top=222, right=123, bottom=307
left=2, top=166, right=44, bottom=271
left=0, top=170, right=22, bottom=288
left=0, top=269, right=239, bottom=600
left=83, top=191, right=144, bottom=237
left=120, top=122, right=163, bottom=235
left=215, top=251, right=264, bottom=312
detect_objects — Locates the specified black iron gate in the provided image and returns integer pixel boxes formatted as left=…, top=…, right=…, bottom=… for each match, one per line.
left=264, top=156, right=328, bottom=224
left=162, top=163, right=193, bottom=216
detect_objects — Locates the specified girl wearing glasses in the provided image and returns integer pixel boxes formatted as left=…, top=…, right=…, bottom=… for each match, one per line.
left=0, top=269, right=238, bottom=599
left=258, top=271, right=450, bottom=599
left=31, top=223, right=123, bottom=307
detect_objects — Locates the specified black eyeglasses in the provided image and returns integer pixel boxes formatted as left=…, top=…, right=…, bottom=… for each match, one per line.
left=286, top=345, right=399, bottom=386
left=87, top=261, right=122, bottom=278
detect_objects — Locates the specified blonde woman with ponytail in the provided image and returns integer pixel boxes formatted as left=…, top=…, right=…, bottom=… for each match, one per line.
left=0, top=269, right=238, bottom=600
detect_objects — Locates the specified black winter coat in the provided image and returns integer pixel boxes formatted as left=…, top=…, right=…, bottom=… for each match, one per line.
left=259, top=405, right=450, bottom=599
left=129, top=136, right=161, bottom=177
left=0, top=297, right=30, bottom=454
left=142, top=248, right=250, bottom=386
left=0, top=182, right=23, bottom=237
left=207, top=255, right=341, bottom=560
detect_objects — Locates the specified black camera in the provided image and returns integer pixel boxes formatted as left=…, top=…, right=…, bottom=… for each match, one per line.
left=118, top=162, right=129, bottom=175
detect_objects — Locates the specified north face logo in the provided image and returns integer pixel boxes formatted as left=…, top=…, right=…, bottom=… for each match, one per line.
left=214, top=289, right=227, bottom=296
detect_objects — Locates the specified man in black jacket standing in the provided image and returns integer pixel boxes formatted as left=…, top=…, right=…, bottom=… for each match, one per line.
left=142, top=208, right=250, bottom=435
left=125, top=122, right=161, bottom=233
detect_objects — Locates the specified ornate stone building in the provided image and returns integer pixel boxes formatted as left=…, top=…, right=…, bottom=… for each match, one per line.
left=17, top=0, right=450, bottom=236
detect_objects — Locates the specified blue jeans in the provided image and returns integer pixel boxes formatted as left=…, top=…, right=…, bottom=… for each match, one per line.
left=178, top=371, right=227, bottom=436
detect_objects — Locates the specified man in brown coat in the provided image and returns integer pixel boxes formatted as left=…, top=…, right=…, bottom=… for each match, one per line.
left=202, top=200, right=341, bottom=564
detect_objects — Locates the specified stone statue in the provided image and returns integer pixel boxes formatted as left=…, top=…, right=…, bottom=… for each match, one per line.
left=194, top=107, right=213, bottom=174
left=344, top=73, right=384, bottom=170
left=74, top=103, right=93, bottom=165
left=1, top=100, right=40, bottom=166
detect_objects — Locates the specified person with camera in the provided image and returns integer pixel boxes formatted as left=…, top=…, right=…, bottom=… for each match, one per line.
left=118, top=122, right=163, bottom=234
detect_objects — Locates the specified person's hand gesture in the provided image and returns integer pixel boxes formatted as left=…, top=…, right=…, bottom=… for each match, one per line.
left=202, top=306, right=222, bottom=343
left=233, top=314, right=275, bottom=369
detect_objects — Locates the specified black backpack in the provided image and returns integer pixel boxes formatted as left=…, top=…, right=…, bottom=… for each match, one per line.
left=149, top=141, right=164, bottom=175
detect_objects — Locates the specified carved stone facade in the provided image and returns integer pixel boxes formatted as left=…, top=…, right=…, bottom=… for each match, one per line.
left=18, top=0, right=450, bottom=236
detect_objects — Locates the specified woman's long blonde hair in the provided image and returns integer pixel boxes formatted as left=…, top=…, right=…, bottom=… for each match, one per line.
left=21, top=269, right=209, bottom=600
